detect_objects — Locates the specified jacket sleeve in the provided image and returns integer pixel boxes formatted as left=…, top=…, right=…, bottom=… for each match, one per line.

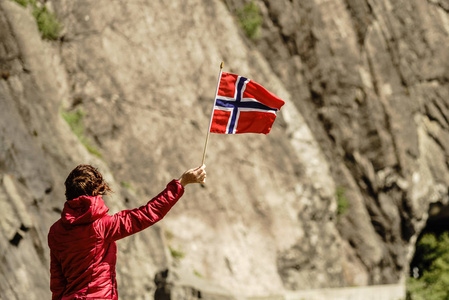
left=100, top=179, right=184, bottom=242
left=49, top=248, right=66, bottom=300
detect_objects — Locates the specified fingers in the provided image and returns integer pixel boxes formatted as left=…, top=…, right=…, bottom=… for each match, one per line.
left=195, top=165, right=207, bottom=183
left=179, top=165, right=207, bottom=186
left=198, top=169, right=206, bottom=183
left=192, top=165, right=206, bottom=175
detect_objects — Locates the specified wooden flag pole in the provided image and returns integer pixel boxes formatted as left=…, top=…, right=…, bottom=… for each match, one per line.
left=201, top=61, right=224, bottom=165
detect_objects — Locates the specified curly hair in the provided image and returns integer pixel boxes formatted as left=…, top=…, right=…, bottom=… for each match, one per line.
left=65, top=164, right=112, bottom=200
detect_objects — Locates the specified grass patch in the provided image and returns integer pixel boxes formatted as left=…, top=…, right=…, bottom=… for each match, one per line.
left=236, top=1, right=263, bottom=40
left=336, top=186, right=349, bottom=216
left=12, top=0, right=28, bottom=7
left=193, top=270, right=203, bottom=278
left=61, top=108, right=102, bottom=158
left=61, top=109, right=84, bottom=137
left=164, top=230, right=174, bottom=241
left=120, top=181, right=134, bottom=190
left=12, top=0, right=63, bottom=40
left=33, top=4, right=63, bottom=40
left=169, top=246, right=185, bottom=260
left=83, top=142, right=102, bottom=158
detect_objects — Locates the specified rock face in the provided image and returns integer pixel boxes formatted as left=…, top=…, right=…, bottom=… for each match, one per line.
left=0, top=0, right=448, bottom=299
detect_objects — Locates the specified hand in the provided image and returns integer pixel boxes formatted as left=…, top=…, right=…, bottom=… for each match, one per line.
left=179, top=165, right=207, bottom=186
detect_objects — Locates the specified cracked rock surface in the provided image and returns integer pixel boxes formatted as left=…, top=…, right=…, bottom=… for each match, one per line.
left=0, top=0, right=448, bottom=298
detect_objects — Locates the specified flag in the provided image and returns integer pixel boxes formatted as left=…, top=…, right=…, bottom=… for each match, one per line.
left=209, top=72, right=285, bottom=134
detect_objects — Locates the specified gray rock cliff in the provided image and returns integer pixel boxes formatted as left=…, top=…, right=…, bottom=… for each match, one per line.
left=0, top=0, right=448, bottom=299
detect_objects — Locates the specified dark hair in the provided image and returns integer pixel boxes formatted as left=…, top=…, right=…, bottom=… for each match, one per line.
left=65, top=164, right=112, bottom=200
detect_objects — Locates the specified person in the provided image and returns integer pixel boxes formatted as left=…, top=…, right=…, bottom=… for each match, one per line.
left=48, top=164, right=206, bottom=300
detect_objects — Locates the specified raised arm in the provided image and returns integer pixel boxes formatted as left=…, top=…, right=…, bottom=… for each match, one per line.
left=100, top=166, right=206, bottom=242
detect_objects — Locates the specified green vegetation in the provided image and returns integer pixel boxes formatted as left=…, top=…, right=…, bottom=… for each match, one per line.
left=61, top=109, right=84, bottom=137
left=61, top=108, right=102, bottom=158
left=193, top=270, right=203, bottom=278
left=336, top=186, right=349, bottom=216
left=407, top=232, right=449, bottom=300
left=236, top=2, right=263, bottom=40
left=120, top=181, right=134, bottom=190
left=164, top=232, right=185, bottom=260
left=12, top=0, right=63, bottom=40
left=13, top=0, right=27, bottom=7
left=164, top=230, right=174, bottom=241
left=169, top=246, right=185, bottom=260
left=32, top=4, right=63, bottom=40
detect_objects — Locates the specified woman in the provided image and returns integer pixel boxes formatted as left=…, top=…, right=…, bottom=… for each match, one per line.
left=48, top=164, right=206, bottom=300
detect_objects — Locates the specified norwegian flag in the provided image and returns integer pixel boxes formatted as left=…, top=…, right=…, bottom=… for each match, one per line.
left=210, top=72, right=285, bottom=134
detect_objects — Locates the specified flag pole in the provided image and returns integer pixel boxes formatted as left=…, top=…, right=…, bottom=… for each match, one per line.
left=201, top=61, right=224, bottom=166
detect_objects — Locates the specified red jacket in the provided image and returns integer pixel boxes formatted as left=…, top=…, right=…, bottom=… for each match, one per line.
left=48, top=179, right=184, bottom=300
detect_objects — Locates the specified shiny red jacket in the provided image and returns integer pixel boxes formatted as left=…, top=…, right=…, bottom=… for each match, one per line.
left=48, top=179, right=184, bottom=300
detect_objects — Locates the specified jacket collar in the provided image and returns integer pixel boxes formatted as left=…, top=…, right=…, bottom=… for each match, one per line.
left=61, top=195, right=109, bottom=225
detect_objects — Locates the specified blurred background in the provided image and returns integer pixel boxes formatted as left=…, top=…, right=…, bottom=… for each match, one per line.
left=1, top=0, right=449, bottom=299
